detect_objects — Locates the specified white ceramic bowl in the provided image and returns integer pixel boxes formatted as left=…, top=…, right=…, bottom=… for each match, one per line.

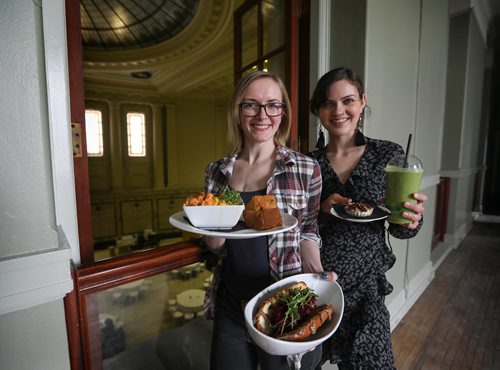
left=183, top=204, right=244, bottom=229
left=244, top=273, right=344, bottom=356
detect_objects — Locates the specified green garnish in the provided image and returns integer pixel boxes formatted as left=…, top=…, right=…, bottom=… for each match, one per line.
left=220, top=188, right=242, bottom=205
left=277, top=288, right=317, bottom=334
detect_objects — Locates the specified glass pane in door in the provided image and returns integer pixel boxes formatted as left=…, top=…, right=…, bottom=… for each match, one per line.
left=262, top=0, right=285, bottom=54
left=266, top=52, right=286, bottom=82
left=84, top=262, right=214, bottom=369
left=241, top=4, right=258, bottom=68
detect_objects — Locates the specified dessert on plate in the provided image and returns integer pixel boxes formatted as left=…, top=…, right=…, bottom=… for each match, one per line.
left=344, top=202, right=374, bottom=217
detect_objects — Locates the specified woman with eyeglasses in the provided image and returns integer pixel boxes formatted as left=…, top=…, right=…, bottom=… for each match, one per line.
left=203, top=71, right=325, bottom=370
left=308, top=67, right=427, bottom=369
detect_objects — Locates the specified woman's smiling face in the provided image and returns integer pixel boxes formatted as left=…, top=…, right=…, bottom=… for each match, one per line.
left=318, top=79, right=366, bottom=138
left=239, top=77, right=283, bottom=145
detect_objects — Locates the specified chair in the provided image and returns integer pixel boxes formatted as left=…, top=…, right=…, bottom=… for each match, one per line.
left=173, top=311, right=184, bottom=326
left=165, top=306, right=177, bottom=321
left=180, top=270, right=191, bottom=280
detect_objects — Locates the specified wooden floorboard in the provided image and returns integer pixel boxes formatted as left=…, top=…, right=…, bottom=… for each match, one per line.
left=392, top=222, right=500, bottom=370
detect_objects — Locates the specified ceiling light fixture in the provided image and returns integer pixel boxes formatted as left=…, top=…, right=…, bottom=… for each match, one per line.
left=131, top=71, right=152, bottom=79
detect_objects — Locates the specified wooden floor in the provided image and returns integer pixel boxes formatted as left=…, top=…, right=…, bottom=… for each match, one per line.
left=392, top=221, right=500, bottom=370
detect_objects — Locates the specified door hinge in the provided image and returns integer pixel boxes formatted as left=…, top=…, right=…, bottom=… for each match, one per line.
left=71, top=122, right=82, bottom=158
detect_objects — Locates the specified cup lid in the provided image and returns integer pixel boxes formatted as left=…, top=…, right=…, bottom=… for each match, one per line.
left=386, top=154, right=423, bottom=170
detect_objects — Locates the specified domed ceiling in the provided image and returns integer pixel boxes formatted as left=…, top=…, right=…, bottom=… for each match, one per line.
left=81, top=0, right=200, bottom=51
left=81, top=0, right=238, bottom=100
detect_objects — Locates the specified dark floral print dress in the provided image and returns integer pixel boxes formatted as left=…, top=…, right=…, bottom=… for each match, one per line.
left=309, top=132, right=422, bottom=369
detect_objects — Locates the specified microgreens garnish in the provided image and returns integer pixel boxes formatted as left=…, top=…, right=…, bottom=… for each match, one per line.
left=220, top=188, right=242, bottom=205
left=276, top=287, right=317, bottom=335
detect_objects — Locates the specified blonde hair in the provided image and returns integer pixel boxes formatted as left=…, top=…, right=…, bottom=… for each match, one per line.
left=227, top=71, right=292, bottom=151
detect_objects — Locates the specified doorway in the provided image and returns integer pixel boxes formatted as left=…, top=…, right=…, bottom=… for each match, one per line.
left=482, top=17, right=500, bottom=215
left=71, top=0, right=310, bottom=263
left=64, top=1, right=311, bottom=369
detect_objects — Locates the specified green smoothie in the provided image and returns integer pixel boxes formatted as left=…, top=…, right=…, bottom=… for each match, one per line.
left=385, top=166, right=423, bottom=224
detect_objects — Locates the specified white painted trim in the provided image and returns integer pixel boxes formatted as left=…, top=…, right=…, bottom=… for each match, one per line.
left=440, top=167, right=479, bottom=178
left=316, top=0, right=331, bottom=145
left=477, top=214, right=500, bottom=223
left=0, top=246, right=73, bottom=316
left=444, top=218, right=474, bottom=249
left=449, top=0, right=473, bottom=17
left=421, top=174, right=440, bottom=190
left=433, top=217, right=475, bottom=272
left=42, top=0, right=81, bottom=264
left=388, top=262, right=434, bottom=331
left=471, top=0, right=492, bottom=43
left=433, top=242, right=455, bottom=271
left=317, top=0, right=331, bottom=77
left=406, top=262, right=434, bottom=307
left=387, top=289, right=407, bottom=331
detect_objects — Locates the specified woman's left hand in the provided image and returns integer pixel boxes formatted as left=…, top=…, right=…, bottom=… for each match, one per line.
left=402, top=192, right=428, bottom=229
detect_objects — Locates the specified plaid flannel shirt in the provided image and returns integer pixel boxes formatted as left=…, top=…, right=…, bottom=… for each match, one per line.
left=203, top=146, right=322, bottom=319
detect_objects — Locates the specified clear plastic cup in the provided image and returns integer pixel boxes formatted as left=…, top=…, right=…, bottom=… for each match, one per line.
left=384, top=155, right=423, bottom=224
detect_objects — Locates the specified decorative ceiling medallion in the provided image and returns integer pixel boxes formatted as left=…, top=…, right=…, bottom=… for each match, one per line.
left=130, top=71, right=152, bottom=79
left=81, top=0, right=200, bottom=51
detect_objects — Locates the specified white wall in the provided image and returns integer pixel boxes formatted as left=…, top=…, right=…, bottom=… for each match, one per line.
left=364, top=0, right=442, bottom=325
left=0, top=0, right=72, bottom=369
left=0, top=0, right=59, bottom=257
left=0, top=301, right=70, bottom=370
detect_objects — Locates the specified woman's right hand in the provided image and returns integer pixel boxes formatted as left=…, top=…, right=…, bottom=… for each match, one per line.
left=320, top=193, right=352, bottom=214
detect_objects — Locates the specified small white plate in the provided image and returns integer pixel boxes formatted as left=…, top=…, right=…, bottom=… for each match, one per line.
left=169, top=211, right=298, bottom=239
left=331, top=204, right=390, bottom=223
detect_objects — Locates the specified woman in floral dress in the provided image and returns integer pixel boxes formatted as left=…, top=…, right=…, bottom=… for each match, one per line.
left=308, top=67, right=427, bottom=369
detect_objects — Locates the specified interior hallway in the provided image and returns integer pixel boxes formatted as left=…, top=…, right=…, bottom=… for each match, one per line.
left=391, top=219, right=500, bottom=369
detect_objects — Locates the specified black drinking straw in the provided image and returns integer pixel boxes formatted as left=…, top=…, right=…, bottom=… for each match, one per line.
left=403, top=134, right=412, bottom=167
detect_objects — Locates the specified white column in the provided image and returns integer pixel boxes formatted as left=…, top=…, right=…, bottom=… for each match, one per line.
left=316, top=0, right=331, bottom=145
left=43, top=0, right=80, bottom=263
left=318, top=0, right=331, bottom=78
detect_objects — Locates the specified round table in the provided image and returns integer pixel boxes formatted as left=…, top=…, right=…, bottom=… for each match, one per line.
left=176, top=289, right=205, bottom=313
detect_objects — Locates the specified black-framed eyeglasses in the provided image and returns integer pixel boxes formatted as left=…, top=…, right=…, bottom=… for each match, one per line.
left=239, top=102, right=285, bottom=117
